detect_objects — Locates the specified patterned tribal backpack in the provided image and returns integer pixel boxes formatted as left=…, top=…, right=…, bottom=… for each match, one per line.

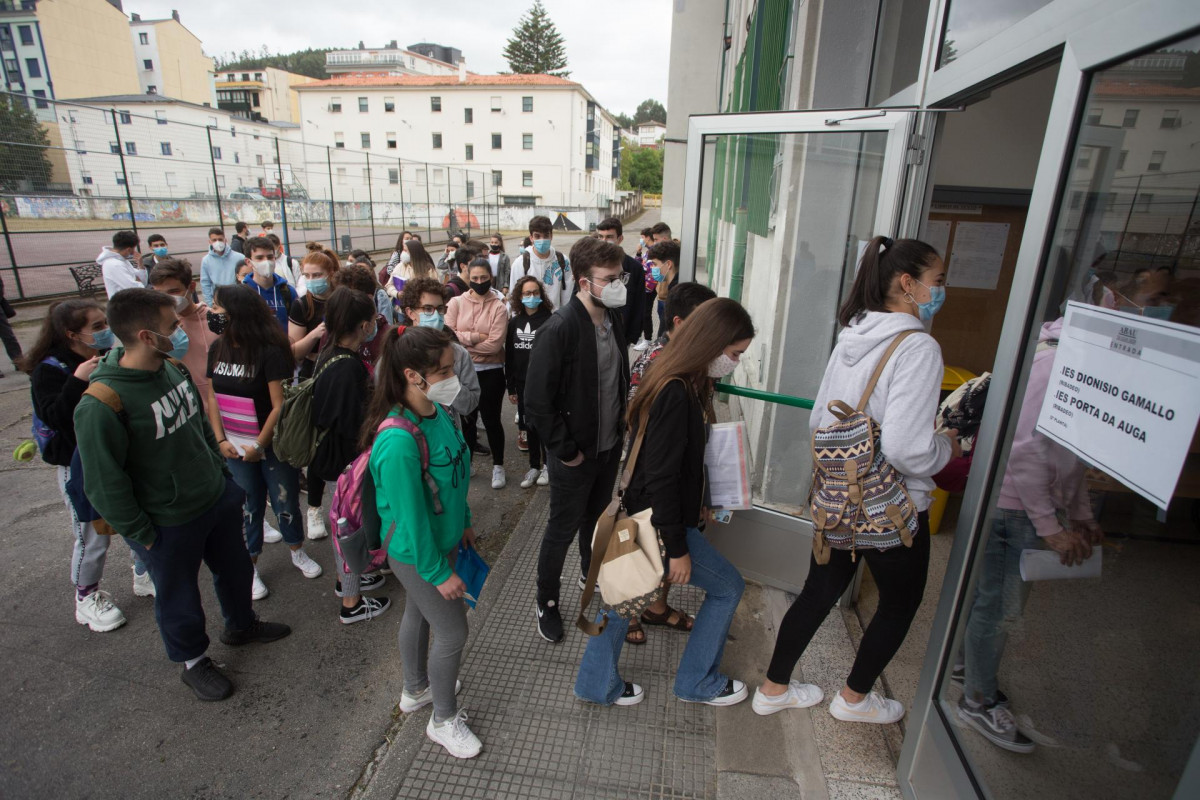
left=809, top=331, right=919, bottom=563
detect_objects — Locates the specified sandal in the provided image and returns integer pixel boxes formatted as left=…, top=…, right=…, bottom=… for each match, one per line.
left=625, top=617, right=647, bottom=645
left=641, top=605, right=694, bottom=632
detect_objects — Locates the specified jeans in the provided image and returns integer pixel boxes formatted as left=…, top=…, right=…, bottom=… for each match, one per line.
left=463, top=367, right=506, bottom=465
left=575, top=527, right=745, bottom=704
left=963, top=509, right=1040, bottom=704
left=226, top=446, right=304, bottom=558
left=126, top=478, right=255, bottom=662
left=391, top=553, right=468, bottom=722
left=535, top=447, right=622, bottom=603
left=766, top=512, right=930, bottom=694
left=0, top=309, right=20, bottom=367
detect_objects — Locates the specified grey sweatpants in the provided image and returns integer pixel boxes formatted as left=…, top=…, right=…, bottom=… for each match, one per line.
left=58, top=465, right=110, bottom=588
left=390, top=553, right=469, bottom=722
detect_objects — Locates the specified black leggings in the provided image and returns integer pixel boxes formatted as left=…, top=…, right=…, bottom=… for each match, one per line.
left=766, top=512, right=930, bottom=694
left=641, top=292, right=655, bottom=340
left=463, top=367, right=506, bottom=466
left=516, top=387, right=544, bottom=470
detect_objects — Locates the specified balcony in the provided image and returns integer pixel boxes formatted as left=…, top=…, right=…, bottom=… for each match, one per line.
left=326, top=51, right=416, bottom=70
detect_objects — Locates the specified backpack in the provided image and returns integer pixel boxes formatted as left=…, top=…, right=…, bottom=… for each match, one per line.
left=522, top=250, right=568, bottom=290
left=273, top=352, right=353, bottom=468
left=31, top=357, right=70, bottom=456
left=329, top=415, right=443, bottom=576
left=809, top=331, right=920, bottom=563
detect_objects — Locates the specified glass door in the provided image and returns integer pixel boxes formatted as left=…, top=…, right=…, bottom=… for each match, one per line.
left=679, top=110, right=918, bottom=592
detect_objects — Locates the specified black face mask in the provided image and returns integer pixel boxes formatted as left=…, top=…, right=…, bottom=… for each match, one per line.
left=206, top=310, right=228, bottom=336
left=470, top=280, right=492, bottom=296
left=489, top=244, right=501, bottom=253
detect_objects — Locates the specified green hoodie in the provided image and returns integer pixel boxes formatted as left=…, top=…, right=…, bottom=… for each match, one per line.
left=73, top=347, right=229, bottom=547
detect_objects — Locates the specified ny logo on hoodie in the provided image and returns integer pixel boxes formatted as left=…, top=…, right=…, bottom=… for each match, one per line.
left=150, top=377, right=200, bottom=440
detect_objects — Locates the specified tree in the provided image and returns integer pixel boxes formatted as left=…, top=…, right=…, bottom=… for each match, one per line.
left=633, top=99, right=666, bottom=125
left=0, top=96, right=53, bottom=192
left=618, top=145, right=664, bottom=193
left=502, top=1, right=570, bottom=77
left=216, top=47, right=337, bottom=80
left=613, top=111, right=633, bottom=130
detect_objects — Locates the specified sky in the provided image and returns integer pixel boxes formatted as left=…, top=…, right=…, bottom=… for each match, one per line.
left=128, top=0, right=671, bottom=116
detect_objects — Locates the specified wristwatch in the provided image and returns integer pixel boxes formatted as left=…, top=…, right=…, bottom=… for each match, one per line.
left=251, top=442, right=265, bottom=455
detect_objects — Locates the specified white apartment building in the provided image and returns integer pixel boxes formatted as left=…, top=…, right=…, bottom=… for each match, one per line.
left=214, top=66, right=315, bottom=123
left=325, top=42, right=459, bottom=77
left=634, top=120, right=666, bottom=147
left=129, top=11, right=216, bottom=107
left=296, top=72, right=621, bottom=208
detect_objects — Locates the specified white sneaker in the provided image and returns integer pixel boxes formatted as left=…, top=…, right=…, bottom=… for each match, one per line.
left=263, top=520, right=283, bottom=543
left=132, top=568, right=155, bottom=597
left=537, top=467, right=549, bottom=486
left=491, top=465, right=506, bottom=490
left=633, top=338, right=650, bottom=351
left=829, top=691, right=905, bottom=724
left=520, top=468, right=540, bottom=488
left=75, top=590, right=126, bottom=632
left=399, top=679, right=463, bottom=713
left=252, top=569, right=270, bottom=600
left=290, top=548, right=323, bottom=578
left=513, top=410, right=520, bottom=424
left=426, top=709, right=482, bottom=759
left=752, top=681, right=824, bottom=716
left=306, top=506, right=327, bottom=540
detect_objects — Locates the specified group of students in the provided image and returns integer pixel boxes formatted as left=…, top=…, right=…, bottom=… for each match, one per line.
left=25, top=213, right=1009, bottom=761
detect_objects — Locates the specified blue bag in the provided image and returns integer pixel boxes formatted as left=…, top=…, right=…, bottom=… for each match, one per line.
left=455, top=543, right=490, bottom=609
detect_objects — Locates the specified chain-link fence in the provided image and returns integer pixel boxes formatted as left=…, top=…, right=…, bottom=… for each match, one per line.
left=0, top=91, right=500, bottom=300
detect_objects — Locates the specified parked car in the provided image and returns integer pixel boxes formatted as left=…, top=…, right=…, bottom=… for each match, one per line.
left=227, top=189, right=265, bottom=201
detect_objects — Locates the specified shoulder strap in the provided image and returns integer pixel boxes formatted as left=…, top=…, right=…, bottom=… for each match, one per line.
left=42, top=356, right=69, bottom=373
left=314, top=352, right=353, bottom=382
left=165, top=356, right=190, bottom=380
left=84, top=382, right=124, bottom=415
left=618, top=376, right=685, bottom=495
left=556, top=251, right=567, bottom=288
left=856, top=330, right=917, bottom=412
left=376, top=415, right=443, bottom=515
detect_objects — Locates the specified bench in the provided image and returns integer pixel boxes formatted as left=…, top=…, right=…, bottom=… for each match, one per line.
left=69, top=264, right=103, bottom=298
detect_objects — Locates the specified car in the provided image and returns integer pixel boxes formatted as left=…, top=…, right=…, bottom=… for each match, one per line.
left=227, top=190, right=264, bottom=201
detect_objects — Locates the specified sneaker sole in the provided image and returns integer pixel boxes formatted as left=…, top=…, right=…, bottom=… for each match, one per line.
left=252, top=588, right=270, bottom=600
left=425, top=726, right=481, bottom=759
left=75, top=611, right=127, bottom=633
left=683, top=686, right=748, bottom=707
left=181, top=677, right=234, bottom=702
left=294, top=564, right=324, bottom=579
left=132, top=586, right=156, bottom=597
left=307, top=531, right=329, bottom=540
left=957, top=708, right=1035, bottom=754
left=534, top=602, right=563, bottom=643
left=614, top=689, right=644, bottom=707
left=752, top=690, right=824, bottom=716
left=829, top=703, right=905, bottom=725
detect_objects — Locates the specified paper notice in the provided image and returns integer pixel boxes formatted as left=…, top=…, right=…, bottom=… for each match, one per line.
left=948, top=221, right=1009, bottom=290
left=1019, top=548, right=1102, bottom=582
left=922, top=220, right=952, bottom=260
left=704, top=421, right=752, bottom=511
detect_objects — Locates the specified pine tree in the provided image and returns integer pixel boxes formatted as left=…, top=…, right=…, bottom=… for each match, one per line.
left=0, top=95, right=53, bottom=191
left=502, top=1, right=570, bottom=77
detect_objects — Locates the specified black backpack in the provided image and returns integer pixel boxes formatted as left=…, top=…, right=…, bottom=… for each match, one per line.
left=522, top=250, right=567, bottom=289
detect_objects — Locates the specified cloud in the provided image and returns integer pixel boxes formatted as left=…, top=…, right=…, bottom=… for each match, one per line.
left=129, top=0, right=670, bottom=114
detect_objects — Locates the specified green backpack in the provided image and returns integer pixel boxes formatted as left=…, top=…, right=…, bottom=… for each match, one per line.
left=273, top=353, right=353, bottom=468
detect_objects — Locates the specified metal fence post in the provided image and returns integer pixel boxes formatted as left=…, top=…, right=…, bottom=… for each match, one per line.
left=397, top=158, right=406, bottom=232
left=110, top=109, right=138, bottom=236
left=423, top=162, right=432, bottom=244
left=206, top=125, right=224, bottom=229
left=0, top=200, right=24, bottom=300
left=326, top=146, right=337, bottom=251
left=274, top=137, right=291, bottom=264
left=365, top=151, right=376, bottom=251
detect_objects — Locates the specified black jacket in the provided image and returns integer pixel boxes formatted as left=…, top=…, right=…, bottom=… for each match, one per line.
left=624, top=379, right=707, bottom=558
left=504, top=305, right=552, bottom=394
left=309, top=347, right=370, bottom=482
left=525, top=294, right=629, bottom=462
left=29, top=346, right=90, bottom=467
left=620, top=253, right=646, bottom=346
left=230, top=234, right=247, bottom=254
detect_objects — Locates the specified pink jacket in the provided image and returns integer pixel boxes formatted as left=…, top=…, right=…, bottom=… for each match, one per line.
left=996, top=318, right=1094, bottom=536
left=446, top=290, right=507, bottom=366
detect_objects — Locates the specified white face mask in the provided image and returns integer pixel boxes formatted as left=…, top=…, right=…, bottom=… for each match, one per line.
left=400, top=250, right=411, bottom=264
left=211, top=240, right=226, bottom=254
left=587, top=277, right=627, bottom=309
left=252, top=259, right=274, bottom=278
left=422, top=374, right=461, bottom=407
left=708, top=353, right=739, bottom=379
left=170, top=293, right=189, bottom=312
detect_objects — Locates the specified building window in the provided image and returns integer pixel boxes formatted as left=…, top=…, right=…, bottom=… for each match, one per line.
left=1135, top=192, right=1153, bottom=213
left=336, top=167, right=346, bottom=185
left=464, top=107, right=473, bottom=124
left=125, top=142, right=137, bottom=156
left=252, top=93, right=260, bottom=107
left=209, top=117, right=218, bottom=127
left=114, top=171, right=126, bottom=186
left=522, top=96, right=533, bottom=113
left=1075, top=150, right=1092, bottom=169
left=522, top=171, right=533, bottom=187
left=465, top=143, right=473, bottom=160
left=491, top=133, right=502, bottom=149
left=160, top=142, right=172, bottom=156
left=522, top=133, right=533, bottom=150
left=433, top=168, right=445, bottom=184
left=165, top=172, right=177, bottom=187
left=143, top=59, right=153, bottom=70
left=256, top=154, right=263, bottom=165
left=24, top=58, right=40, bottom=78
left=31, top=89, right=46, bottom=108
left=1085, top=108, right=1102, bottom=125
left=388, top=168, right=399, bottom=185
left=138, top=31, right=149, bottom=45
left=233, top=152, right=239, bottom=164
left=211, top=145, right=221, bottom=159
left=216, top=175, right=225, bottom=188
left=386, top=132, right=397, bottom=149
left=1122, top=109, right=1139, bottom=128
left=1161, top=109, right=1181, bottom=129
left=431, top=96, right=441, bottom=112
left=118, top=111, right=132, bottom=124
left=156, top=111, right=166, bottom=125
left=384, top=98, right=395, bottom=112
left=361, top=132, right=371, bottom=149
left=334, top=132, right=344, bottom=148
left=1148, top=150, right=1166, bottom=171
left=490, top=96, right=501, bottom=111
left=146, top=85, right=156, bottom=94
left=254, top=72, right=262, bottom=81
left=466, top=180, right=474, bottom=198
left=492, top=170, right=502, bottom=186
left=1117, top=150, right=1128, bottom=170
left=358, top=96, right=368, bottom=112
left=18, top=24, right=33, bottom=45
left=81, top=173, right=92, bottom=185
left=109, top=142, right=119, bottom=154
left=330, top=97, right=342, bottom=113
left=362, top=168, right=370, bottom=184
left=432, top=132, right=442, bottom=149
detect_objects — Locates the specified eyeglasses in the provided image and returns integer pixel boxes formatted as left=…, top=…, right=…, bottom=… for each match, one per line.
left=416, top=304, right=448, bottom=314
left=588, top=273, right=630, bottom=287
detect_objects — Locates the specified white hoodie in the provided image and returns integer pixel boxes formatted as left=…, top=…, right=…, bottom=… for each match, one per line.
left=96, top=247, right=145, bottom=298
left=809, top=310, right=953, bottom=510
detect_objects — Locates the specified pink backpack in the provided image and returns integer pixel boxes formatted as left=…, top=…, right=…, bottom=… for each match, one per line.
left=329, top=415, right=443, bottom=576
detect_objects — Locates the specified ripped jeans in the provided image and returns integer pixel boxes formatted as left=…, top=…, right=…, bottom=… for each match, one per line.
left=226, top=446, right=304, bottom=557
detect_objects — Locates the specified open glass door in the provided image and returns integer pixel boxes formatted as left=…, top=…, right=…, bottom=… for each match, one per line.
left=679, top=109, right=919, bottom=592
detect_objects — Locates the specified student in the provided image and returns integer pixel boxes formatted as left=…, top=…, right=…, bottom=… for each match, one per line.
left=140, top=233, right=170, bottom=272
left=505, top=276, right=553, bottom=489
left=575, top=298, right=755, bottom=708
left=332, top=264, right=394, bottom=369
left=242, top=236, right=295, bottom=328
left=650, top=221, right=673, bottom=244
left=446, top=258, right=509, bottom=488
left=526, top=237, right=629, bottom=643
left=148, top=259, right=215, bottom=413
left=636, top=227, right=657, bottom=348
left=446, top=247, right=472, bottom=298
left=0, top=272, right=22, bottom=377
left=98, top=230, right=144, bottom=298
left=755, top=235, right=959, bottom=723
left=436, top=236, right=462, bottom=282
left=23, top=300, right=128, bottom=631
left=230, top=221, right=250, bottom=254
left=596, top=217, right=646, bottom=347
left=200, top=227, right=246, bottom=305
left=386, top=239, right=437, bottom=304
left=487, top=234, right=511, bottom=292
left=510, top=215, right=572, bottom=309
left=310, top=287, right=393, bottom=624
left=399, top=277, right=481, bottom=424
left=74, top=288, right=290, bottom=701
left=645, top=240, right=680, bottom=335
left=288, top=243, right=338, bottom=380
left=236, top=259, right=254, bottom=283
left=364, top=325, right=481, bottom=759
left=267, top=233, right=303, bottom=292
left=384, top=230, right=416, bottom=283
left=260, top=220, right=275, bottom=237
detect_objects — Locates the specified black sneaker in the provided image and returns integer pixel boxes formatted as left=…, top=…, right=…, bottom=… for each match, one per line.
left=614, top=682, right=645, bottom=707
left=335, top=573, right=386, bottom=597
left=535, top=598, right=563, bottom=643
left=181, top=656, right=234, bottom=701
left=950, top=666, right=1009, bottom=708
left=470, top=442, right=491, bottom=457
left=957, top=699, right=1034, bottom=754
left=684, top=678, right=748, bottom=707
left=340, top=595, right=391, bottom=625
left=220, top=617, right=292, bottom=646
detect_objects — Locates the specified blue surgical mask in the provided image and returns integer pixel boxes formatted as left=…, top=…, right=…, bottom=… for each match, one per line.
left=150, top=326, right=190, bottom=359
left=152, top=246, right=168, bottom=257
left=914, top=279, right=946, bottom=322
left=532, top=238, right=551, bottom=256
left=650, top=267, right=663, bottom=282
left=307, top=277, right=329, bottom=296
left=83, top=327, right=115, bottom=350
left=1142, top=305, right=1174, bottom=321
left=521, top=296, right=543, bottom=309
left=418, top=311, right=445, bottom=330
left=364, top=320, right=379, bottom=342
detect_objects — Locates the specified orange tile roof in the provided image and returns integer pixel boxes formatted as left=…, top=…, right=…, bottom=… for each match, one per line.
left=297, top=73, right=579, bottom=89
left=1093, top=79, right=1200, bottom=98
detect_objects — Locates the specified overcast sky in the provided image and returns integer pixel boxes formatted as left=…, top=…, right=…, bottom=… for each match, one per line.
left=127, top=0, right=671, bottom=116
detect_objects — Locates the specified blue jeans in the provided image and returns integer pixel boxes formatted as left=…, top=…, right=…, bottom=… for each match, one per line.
left=226, top=447, right=303, bottom=558
left=963, top=508, right=1041, bottom=704
left=574, top=527, right=745, bottom=704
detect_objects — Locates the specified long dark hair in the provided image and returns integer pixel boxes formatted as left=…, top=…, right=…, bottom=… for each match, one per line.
left=628, top=298, right=754, bottom=426
left=318, top=287, right=375, bottom=365
left=19, top=299, right=102, bottom=374
left=211, top=284, right=295, bottom=373
left=359, top=326, right=453, bottom=451
left=405, top=239, right=437, bottom=279
left=509, top=275, right=552, bottom=316
left=838, top=235, right=939, bottom=327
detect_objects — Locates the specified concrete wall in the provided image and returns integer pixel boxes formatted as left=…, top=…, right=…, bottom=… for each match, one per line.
left=38, top=0, right=141, bottom=99
left=150, top=20, right=216, bottom=107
